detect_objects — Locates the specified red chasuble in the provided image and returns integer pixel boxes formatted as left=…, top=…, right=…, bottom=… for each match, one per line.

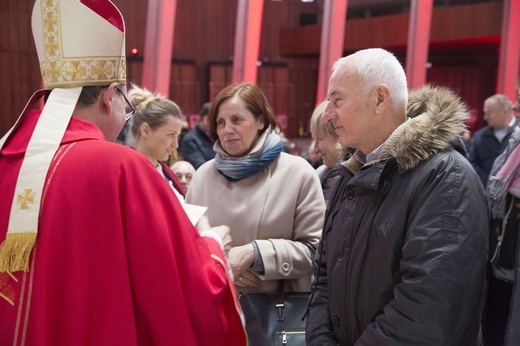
left=0, top=111, right=246, bottom=345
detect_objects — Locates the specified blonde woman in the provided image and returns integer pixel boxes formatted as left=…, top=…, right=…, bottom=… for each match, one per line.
left=309, top=100, right=353, bottom=204
left=129, top=85, right=186, bottom=199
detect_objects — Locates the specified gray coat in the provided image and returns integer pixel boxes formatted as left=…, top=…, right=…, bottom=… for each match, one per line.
left=186, top=145, right=325, bottom=294
left=306, top=86, right=489, bottom=345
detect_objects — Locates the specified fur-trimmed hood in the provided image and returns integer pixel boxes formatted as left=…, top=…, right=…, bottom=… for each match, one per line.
left=346, top=85, right=469, bottom=173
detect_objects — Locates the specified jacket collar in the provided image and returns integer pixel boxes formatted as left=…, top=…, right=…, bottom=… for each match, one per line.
left=344, top=85, right=469, bottom=174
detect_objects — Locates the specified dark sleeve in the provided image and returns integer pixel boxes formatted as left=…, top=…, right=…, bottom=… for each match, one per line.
left=306, top=237, right=339, bottom=345
left=467, top=134, right=487, bottom=185
left=180, top=137, right=207, bottom=169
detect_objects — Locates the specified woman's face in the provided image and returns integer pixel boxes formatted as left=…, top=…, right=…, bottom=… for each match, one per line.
left=141, top=116, right=182, bottom=163
left=216, top=96, right=265, bottom=157
left=315, top=134, right=339, bottom=168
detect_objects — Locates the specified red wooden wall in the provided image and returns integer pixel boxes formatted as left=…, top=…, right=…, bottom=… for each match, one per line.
left=0, top=0, right=510, bottom=138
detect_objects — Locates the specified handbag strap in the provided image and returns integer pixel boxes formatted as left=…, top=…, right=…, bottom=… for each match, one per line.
left=275, top=241, right=316, bottom=321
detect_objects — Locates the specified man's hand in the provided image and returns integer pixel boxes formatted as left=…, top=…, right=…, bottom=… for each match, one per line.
left=206, top=225, right=232, bottom=254
left=195, top=215, right=211, bottom=232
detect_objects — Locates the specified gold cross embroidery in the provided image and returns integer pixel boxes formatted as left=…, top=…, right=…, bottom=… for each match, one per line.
left=17, top=189, right=35, bottom=210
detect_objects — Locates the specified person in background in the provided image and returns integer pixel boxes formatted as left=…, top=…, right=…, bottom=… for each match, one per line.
left=179, top=102, right=216, bottom=169
left=309, top=100, right=352, bottom=204
left=303, top=139, right=322, bottom=169
left=462, top=108, right=478, bottom=152
left=469, top=94, right=516, bottom=186
left=0, top=1, right=246, bottom=344
left=306, top=48, right=488, bottom=345
left=171, top=160, right=196, bottom=192
left=185, top=82, right=325, bottom=338
left=129, top=85, right=186, bottom=199
left=277, top=126, right=296, bottom=154
left=485, top=84, right=520, bottom=346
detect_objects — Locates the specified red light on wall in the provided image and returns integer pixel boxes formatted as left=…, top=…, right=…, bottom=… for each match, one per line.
left=131, top=48, right=138, bottom=55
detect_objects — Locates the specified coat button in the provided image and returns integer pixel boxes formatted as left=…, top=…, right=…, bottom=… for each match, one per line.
left=346, top=189, right=355, bottom=199
left=282, top=263, right=290, bottom=272
left=332, top=316, right=340, bottom=327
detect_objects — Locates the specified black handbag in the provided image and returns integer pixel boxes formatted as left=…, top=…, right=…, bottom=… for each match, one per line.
left=239, top=242, right=315, bottom=345
left=240, top=283, right=310, bottom=345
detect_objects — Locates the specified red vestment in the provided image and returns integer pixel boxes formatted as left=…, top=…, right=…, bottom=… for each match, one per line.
left=0, top=110, right=246, bottom=345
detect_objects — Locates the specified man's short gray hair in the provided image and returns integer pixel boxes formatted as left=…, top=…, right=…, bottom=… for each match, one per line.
left=332, top=48, right=408, bottom=113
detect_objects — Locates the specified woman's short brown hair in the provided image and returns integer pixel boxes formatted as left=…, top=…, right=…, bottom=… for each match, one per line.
left=208, top=83, right=279, bottom=141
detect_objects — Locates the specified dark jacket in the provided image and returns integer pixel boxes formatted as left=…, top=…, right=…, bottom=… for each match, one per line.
left=306, top=86, right=489, bottom=345
left=469, top=121, right=517, bottom=186
left=179, top=124, right=215, bottom=169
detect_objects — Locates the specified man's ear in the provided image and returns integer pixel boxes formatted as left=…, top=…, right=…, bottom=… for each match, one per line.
left=375, top=84, right=390, bottom=114
left=102, top=82, right=119, bottom=114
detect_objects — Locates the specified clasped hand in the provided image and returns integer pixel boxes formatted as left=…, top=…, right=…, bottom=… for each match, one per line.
left=228, top=244, right=261, bottom=288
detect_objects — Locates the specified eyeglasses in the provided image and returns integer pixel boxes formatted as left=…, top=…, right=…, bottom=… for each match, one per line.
left=116, top=85, right=136, bottom=121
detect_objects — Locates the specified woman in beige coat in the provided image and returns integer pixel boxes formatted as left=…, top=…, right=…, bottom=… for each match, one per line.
left=186, top=83, right=325, bottom=295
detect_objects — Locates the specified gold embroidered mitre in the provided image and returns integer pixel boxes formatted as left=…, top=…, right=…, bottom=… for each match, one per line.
left=32, top=0, right=126, bottom=89
left=0, top=0, right=126, bottom=274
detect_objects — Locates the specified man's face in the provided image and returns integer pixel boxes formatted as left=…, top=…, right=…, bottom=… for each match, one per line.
left=483, top=99, right=509, bottom=129
left=200, top=115, right=209, bottom=132
left=172, top=161, right=195, bottom=190
left=323, top=65, right=373, bottom=154
left=104, top=85, right=128, bottom=141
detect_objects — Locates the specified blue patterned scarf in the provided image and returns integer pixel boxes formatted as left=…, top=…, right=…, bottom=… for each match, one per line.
left=215, top=129, right=283, bottom=182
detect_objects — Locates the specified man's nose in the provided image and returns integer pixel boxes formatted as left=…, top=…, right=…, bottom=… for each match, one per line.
left=323, top=109, right=334, bottom=124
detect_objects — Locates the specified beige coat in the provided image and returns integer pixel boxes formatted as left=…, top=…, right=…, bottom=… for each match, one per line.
left=186, top=151, right=325, bottom=294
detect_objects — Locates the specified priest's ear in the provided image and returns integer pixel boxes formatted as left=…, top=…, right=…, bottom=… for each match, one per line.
left=99, top=82, right=119, bottom=115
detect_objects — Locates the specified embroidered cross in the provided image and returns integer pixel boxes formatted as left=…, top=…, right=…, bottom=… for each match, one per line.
left=17, top=189, right=35, bottom=210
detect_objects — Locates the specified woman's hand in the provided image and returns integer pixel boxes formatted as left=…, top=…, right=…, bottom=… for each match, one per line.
left=235, top=269, right=261, bottom=288
left=229, top=244, right=261, bottom=287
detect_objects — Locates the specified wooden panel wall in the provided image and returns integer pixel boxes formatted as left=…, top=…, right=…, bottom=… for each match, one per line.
left=288, top=58, right=319, bottom=139
left=427, top=52, right=498, bottom=131
left=280, top=2, right=503, bottom=56
left=170, top=63, right=198, bottom=115
left=0, top=0, right=41, bottom=136
left=0, top=0, right=509, bottom=138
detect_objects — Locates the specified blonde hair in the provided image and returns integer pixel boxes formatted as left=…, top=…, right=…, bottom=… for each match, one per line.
left=129, top=84, right=183, bottom=139
left=309, top=100, right=336, bottom=139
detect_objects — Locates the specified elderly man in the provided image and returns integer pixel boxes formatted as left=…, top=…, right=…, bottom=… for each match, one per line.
left=306, top=48, right=488, bottom=345
left=0, top=0, right=245, bottom=345
left=171, top=160, right=196, bottom=191
left=469, top=94, right=516, bottom=186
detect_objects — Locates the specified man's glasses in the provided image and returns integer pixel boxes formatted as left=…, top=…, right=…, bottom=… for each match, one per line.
left=117, top=85, right=135, bottom=121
